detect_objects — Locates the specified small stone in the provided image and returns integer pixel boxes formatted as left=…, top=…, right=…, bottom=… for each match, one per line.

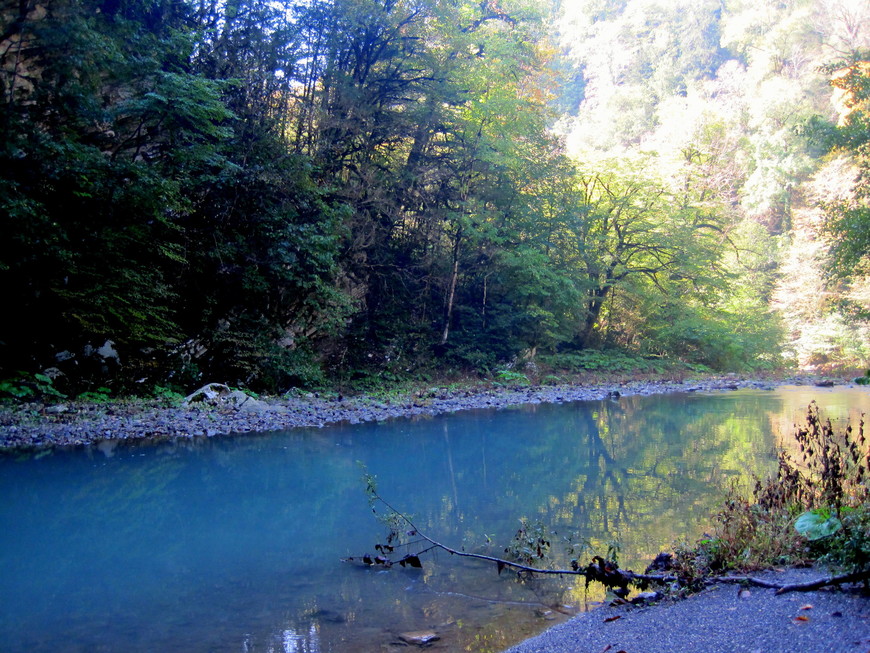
left=44, top=404, right=69, bottom=414
left=398, top=631, right=440, bottom=646
left=631, top=591, right=662, bottom=604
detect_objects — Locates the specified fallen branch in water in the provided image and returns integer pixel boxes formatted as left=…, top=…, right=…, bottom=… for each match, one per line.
left=344, top=489, right=585, bottom=575
left=347, top=481, right=870, bottom=599
left=345, top=485, right=665, bottom=596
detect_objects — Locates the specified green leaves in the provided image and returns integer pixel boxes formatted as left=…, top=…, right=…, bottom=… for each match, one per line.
left=0, top=372, right=67, bottom=401
left=2, top=0, right=837, bottom=390
left=795, top=509, right=843, bottom=541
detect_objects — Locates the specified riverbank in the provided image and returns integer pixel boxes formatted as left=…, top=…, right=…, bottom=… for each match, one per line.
left=504, top=567, right=870, bottom=653
left=0, top=373, right=849, bottom=451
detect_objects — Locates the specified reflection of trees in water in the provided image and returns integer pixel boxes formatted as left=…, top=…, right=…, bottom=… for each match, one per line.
left=420, top=394, right=793, bottom=569
left=767, top=388, right=870, bottom=457
left=570, top=403, right=628, bottom=535
left=554, top=395, right=787, bottom=565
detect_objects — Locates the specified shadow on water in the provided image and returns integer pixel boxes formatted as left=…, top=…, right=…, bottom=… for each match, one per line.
left=1, top=386, right=868, bottom=652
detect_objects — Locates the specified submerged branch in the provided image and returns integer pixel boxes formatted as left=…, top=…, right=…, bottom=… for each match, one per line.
left=350, top=488, right=664, bottom=594
left=370, top=490, right=579, bottom=575
left=349, top=486, right=870, bottom=599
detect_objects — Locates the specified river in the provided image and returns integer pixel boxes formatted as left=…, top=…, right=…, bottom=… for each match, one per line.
left=1, top=385, right=867, bottom=652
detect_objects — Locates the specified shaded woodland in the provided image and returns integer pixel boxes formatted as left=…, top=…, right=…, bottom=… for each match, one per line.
left=1, top=0, right=868, bottom=395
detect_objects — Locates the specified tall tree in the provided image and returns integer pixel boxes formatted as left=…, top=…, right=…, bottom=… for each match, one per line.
left=562, top=161, right=725, bottom=348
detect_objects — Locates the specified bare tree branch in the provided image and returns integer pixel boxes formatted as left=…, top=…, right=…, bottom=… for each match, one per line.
left=348, top=488, right=870, bottom=600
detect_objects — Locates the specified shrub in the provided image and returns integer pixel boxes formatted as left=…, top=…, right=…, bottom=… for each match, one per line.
left=0, top=372, right=67, bottom=401
left=494, top=369, right=531, bottom=386
left=677, top=402, right=869, bottom=574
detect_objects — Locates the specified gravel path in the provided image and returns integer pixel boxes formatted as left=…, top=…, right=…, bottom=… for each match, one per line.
left=0, top=375, right=829, bottom=451
left=505, top=568, right=870, bottom=653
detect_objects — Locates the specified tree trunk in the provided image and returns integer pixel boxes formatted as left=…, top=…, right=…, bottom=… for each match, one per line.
left=580, top=285, right=610, bottom=347
left=441, top=251, right=460, bottom=345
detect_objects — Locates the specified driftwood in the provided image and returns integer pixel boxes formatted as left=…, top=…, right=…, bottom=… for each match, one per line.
left=712, top=570, right=870, bottom=594
left=347, top=490, right=663, bottom=594
left=349, top=489, right=870, bottom=597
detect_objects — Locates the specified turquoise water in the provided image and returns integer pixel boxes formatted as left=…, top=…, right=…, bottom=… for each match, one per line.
left=1, top=386, right=868, bottom=652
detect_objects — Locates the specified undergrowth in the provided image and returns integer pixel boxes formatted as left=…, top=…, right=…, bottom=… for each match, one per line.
left=675, top=402, right=870, bottom=578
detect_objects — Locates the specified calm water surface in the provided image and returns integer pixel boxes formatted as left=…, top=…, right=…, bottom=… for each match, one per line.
left=1, top=386, right=868, bottom=652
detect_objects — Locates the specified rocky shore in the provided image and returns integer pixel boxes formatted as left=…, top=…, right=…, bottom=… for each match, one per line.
left=0, top=375, right=843, bottom=451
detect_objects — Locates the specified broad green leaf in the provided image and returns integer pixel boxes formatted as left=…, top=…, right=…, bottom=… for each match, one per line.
left=795, top=510, right=843, bottom=541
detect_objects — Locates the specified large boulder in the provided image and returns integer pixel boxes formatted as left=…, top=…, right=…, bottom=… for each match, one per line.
left=182, top=383, right=267, bottom=412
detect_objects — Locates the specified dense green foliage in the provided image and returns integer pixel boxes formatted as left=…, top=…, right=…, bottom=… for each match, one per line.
left=0, top=0, right=867, bottom=394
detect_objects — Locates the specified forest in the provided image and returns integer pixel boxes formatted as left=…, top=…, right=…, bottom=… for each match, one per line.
left=0, top=0, right=868, bottom=396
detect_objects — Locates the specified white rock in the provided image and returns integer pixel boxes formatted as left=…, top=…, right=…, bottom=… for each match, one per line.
left=398, top=631, right=440, bottom=646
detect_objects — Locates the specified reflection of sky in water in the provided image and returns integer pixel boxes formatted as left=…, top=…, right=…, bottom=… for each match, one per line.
left=241, top=623, right=320, bottom=653
left=0, top=386, right=867, bottom=652
left=279, top=624, right=319, bottom=653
